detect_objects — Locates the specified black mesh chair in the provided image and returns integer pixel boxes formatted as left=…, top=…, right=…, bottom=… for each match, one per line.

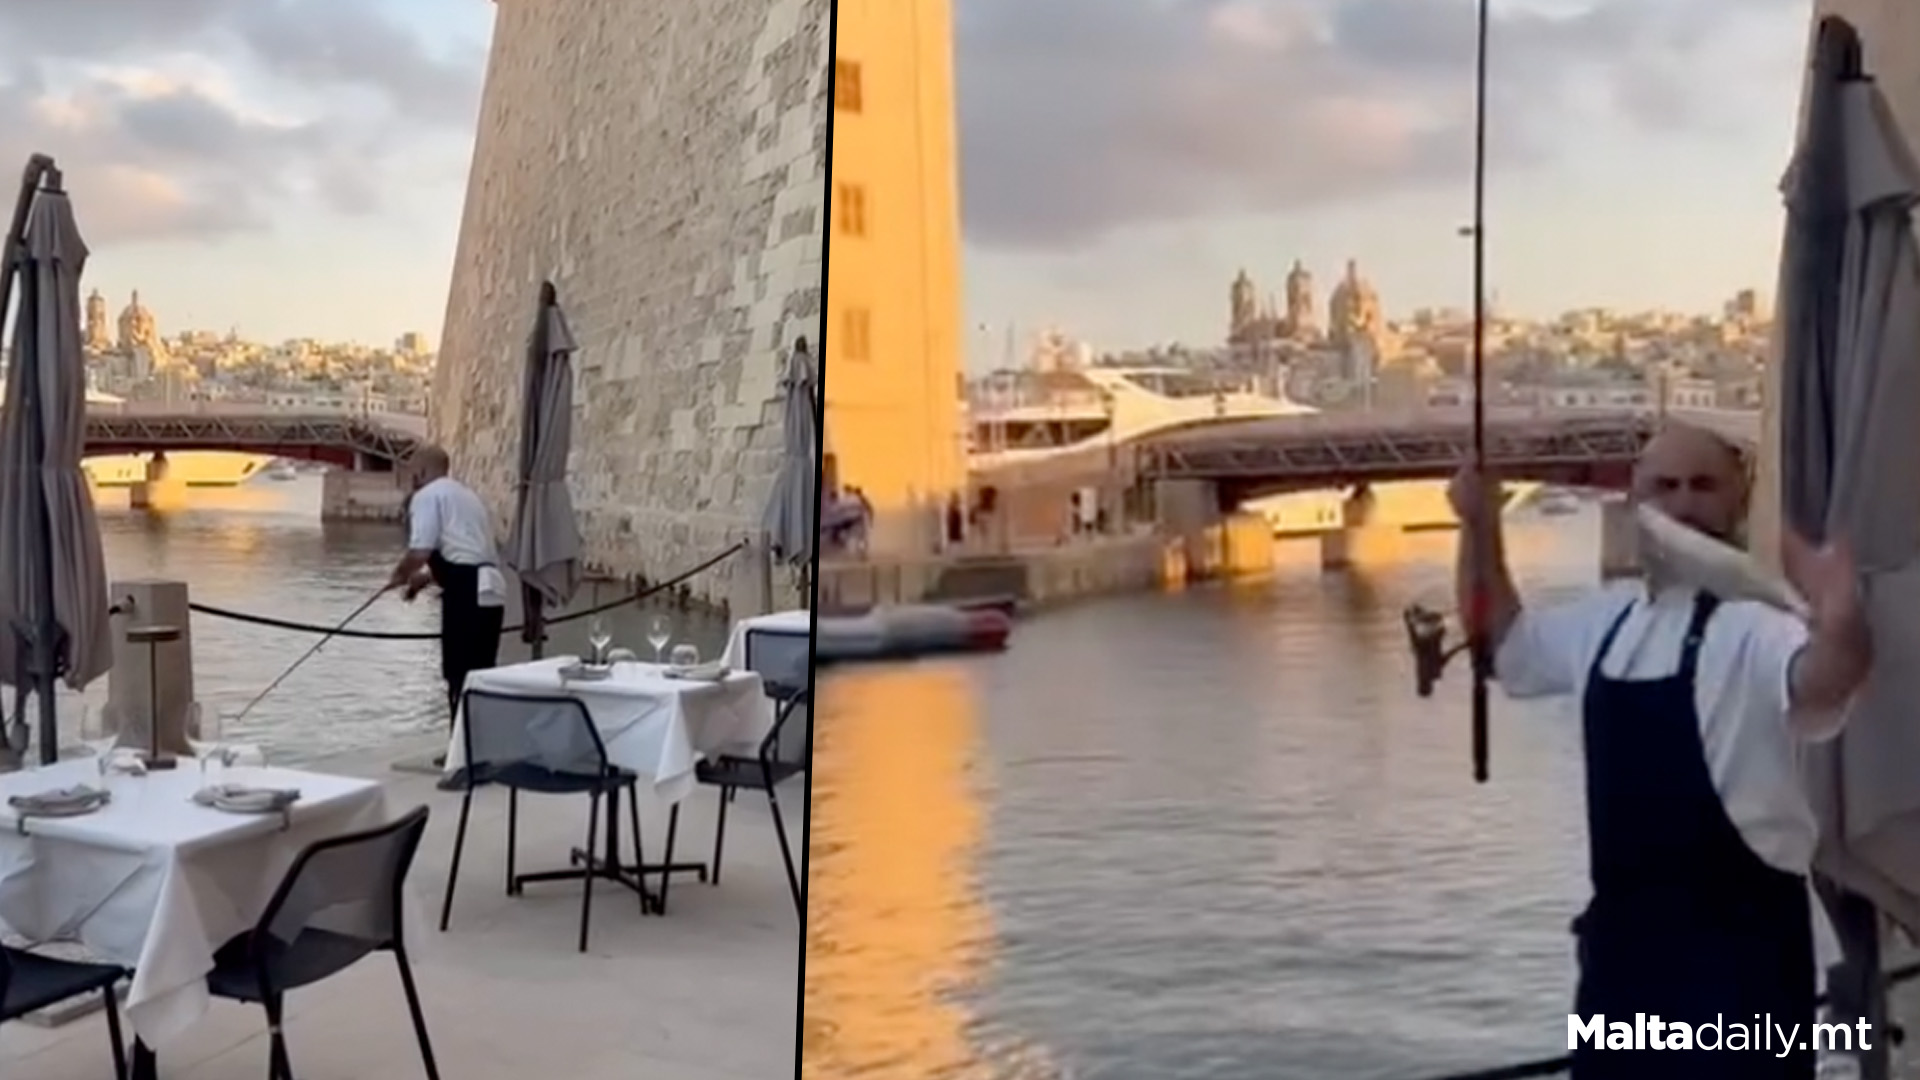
left=659, top=627, right=811, bottom=916
left=440, top=689, right=648, bottom=952
left=205, top=804, right=437, bottom=1080
left=1, top=944, right=127, bottom=1078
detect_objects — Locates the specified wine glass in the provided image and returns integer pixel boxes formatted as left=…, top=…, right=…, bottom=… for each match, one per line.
left=647, top=616, right=671, bottom=663
left=225, top=741, right=270, bottom=782
left=186, top=703, right=226, bottom=790
left=79, top=702, right=117, bottom=778
left=587, top=616, right=612, bottom=666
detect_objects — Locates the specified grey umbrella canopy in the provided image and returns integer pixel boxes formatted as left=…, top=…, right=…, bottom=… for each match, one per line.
left=1781, top=23, right=1920, bottom=929
left=505, top=281, right=582, bottom=657
left=762, top=338, right=818, bottom=586
left=1774, top=26, right=1920, bottom=1070
left=0, top=159, right=113, bottom=764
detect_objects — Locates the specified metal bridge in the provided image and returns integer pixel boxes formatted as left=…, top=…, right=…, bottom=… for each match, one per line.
left=83, top=404, right=429, bottom=469
left=1132, top=406, right=1760, bottom=502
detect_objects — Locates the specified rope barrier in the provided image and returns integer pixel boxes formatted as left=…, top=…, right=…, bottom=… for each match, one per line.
left=1412, top=960, right=1920, bottom=1080
left=183, top=541, right=749, bottom=641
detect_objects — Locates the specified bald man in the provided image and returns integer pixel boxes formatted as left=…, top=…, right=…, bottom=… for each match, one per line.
left=386, top=446, right=506, bottom=735
left=1450, top=423, right=1872, bottom=1080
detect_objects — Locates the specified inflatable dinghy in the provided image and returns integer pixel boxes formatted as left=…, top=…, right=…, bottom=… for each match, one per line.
left=816, top=602, right=1012, bottom=665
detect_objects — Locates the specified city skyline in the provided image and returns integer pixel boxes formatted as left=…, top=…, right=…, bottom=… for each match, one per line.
left=4, top=0, right=1810, bottom=348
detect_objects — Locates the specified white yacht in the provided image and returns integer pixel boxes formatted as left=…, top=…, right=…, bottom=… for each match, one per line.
left=81, top=451, right=269, bottom=488
left=966, top=364, right=1535, bottom=534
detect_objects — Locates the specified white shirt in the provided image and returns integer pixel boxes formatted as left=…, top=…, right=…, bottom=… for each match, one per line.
left=1495, top=580, right=1841, bottom=981
left=407, top=477, right=497, bottom=565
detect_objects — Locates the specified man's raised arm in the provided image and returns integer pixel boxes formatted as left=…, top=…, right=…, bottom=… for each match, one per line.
left=1450, top=467, right=1606, bottom=700
left=1451, top=467, right=1523, bottom=658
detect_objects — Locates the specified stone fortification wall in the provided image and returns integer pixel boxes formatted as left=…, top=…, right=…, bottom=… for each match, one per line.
left=434, top=0, right=830, bottom=603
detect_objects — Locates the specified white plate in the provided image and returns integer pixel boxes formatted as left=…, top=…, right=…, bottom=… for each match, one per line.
left=9, top=788, right=110, bottom=818
left=195, top=786, right=299, bottom=814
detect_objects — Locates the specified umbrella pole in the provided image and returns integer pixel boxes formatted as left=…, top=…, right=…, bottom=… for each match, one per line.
left=759, top=534, right=777, bottom=616
left=1465, top=0, right=1492, bottom=784
left=523, top=583, right=546, bottom=661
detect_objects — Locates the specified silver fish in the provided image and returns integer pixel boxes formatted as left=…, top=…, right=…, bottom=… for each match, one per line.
left=1635, top=504, right=1811, bottom=618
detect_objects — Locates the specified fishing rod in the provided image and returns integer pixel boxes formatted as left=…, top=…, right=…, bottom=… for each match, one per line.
left=1468, top=0, right=1492, bottom=784
left=231, top=588, right=386, bottom=724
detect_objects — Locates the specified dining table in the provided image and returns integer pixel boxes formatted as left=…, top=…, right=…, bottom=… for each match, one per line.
left=0, top=755, right=402, bottom=1080
left=721, top=608, right=812, bottom=673
left=444, top=656, right=772, bottom=910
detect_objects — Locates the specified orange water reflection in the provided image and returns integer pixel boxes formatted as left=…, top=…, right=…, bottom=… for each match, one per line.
left=803, top=663, right=1028, bottom=1080
left=799, top=509, right=1599, bottom=1078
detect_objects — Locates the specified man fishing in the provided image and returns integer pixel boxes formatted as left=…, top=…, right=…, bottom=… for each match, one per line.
left=385, top=445, right=507, bottom=738
left=1451, top=421, right=1872, bottom=1079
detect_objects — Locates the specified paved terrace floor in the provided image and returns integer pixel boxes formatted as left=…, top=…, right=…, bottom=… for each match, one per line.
left=0, top=736, right=802, bottom=1080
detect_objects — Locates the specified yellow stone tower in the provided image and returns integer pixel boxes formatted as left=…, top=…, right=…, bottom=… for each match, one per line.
left=825, top=0, right=967, bottom=554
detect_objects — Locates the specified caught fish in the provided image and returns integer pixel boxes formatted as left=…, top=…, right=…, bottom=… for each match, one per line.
left=1634, top=504, right=1811, bottom=618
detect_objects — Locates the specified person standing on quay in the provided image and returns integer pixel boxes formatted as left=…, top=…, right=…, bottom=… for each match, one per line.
left=1450, top=423, right=1872, bottom=1079
left=385, top=445, right=507, bottom=738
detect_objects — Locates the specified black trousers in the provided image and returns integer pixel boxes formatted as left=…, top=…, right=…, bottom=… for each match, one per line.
left=433, top=558, right=505, bottom=724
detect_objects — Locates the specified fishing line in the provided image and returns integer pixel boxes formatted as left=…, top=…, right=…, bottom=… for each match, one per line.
left=231, top=588, right=386, bottom=724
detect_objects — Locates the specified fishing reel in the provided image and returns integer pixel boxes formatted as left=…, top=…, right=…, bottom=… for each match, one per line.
left=1402, top=603, right=1470, bottom=698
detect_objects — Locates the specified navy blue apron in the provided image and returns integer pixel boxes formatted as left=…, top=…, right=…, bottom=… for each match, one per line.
left=428, top=550, right=504, bottom=722
left=1569, top=591, right=1813, bottom=1079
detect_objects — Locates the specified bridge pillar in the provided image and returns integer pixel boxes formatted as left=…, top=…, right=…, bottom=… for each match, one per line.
left=1598, top=497, right=1640, bottom=580
left=1153, top=479, right=1231, bottom=581
left=128, top=455, right=179, bottom=511
left=1320, top=488, right=1403, bottom=571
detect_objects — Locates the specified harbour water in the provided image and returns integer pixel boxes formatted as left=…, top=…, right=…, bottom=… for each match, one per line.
left=71, top=476, right=731, bottom=764
left=803, top=508, right=1618, bottom=1080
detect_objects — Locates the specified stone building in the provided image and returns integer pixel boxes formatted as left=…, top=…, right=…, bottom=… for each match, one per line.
left=823, top=0, right=966, bottom=556
left=433, top=0, right=831, bottom=603
left=1326, top=260, right=1385, bottom=357
left=1227, top=261, right=1318, bottom=346
left=84, top=289, right=110, bottom=354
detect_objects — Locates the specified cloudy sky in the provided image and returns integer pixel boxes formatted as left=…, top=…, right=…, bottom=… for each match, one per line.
left=958, top=0, right=1813, bottom=360
left=0, top=0, right=489, bottom=347
left=1, top=0, right=1814, bottom=354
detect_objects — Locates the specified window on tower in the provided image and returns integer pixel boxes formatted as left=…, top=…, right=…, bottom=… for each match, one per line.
left=834, top=61, right=863, bottom=112
left=842, top=308, right=872, bottom=362
left=836, top=183, right=867, bottom=236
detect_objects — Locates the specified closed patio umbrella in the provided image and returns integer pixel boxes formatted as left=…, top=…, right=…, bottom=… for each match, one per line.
left=762, top=338, right=818, bottom=604
left=0, top=157, right=114, bottom=765
left=1773, top=19, right=1920, bottom=1078
left=505, top=281, right=582, bottom=659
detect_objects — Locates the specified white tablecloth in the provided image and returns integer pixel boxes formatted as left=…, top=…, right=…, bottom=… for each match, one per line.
left=722, top=609, right=812, bottom=669
left=446, top=656, right=770, bottom=803
left=0, top=759, right=393, bottom=1047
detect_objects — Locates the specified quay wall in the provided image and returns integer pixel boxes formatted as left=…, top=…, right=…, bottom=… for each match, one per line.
left=321, top=470, right=408, bottom=524
left=818, top=512, right=1281, bottom=613
left=433, top=0, right=831, bottom=607
left=819, top=538, right=1168, bottom=613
